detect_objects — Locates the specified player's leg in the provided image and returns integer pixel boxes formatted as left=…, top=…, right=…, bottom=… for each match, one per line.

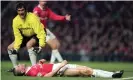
left=76, top=65, right=124, bottom=78
left=92, top=69, right=114, bottom=78
left=62, top=65, right=93, bottom=77
left=76, top=65, right=93, bottom=76
left=92, top=69, right=124, bottom=78
left=46, top=29, right=63, bottom=63
left=7, top=42, right=18, bottom=68
left=7, top=36, right=28, bottom=69
left=74, top=65, right=122, bottom=78
left=76, top=65, right=118, bottom=78
left=63, top=69, right=81, bottom=76
left=60, top=64, right=124, bottom=78
left=52, top=63, right=80, bottom=76
left=26, top=38, right=37, bottom=65
left=47, top=38, right=63, bottom=63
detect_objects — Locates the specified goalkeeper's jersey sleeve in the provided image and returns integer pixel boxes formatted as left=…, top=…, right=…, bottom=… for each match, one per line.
left=13, top=12, right=46, bottom=50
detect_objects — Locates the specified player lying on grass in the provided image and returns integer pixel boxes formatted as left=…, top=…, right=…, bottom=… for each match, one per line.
left=12, top=59, right=124, bottom=78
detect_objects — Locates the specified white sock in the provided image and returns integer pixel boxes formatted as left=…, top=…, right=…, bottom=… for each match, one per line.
left=92, top=69, right=114, bottom=78
left=50, top=53, right=56, bottom=63
left=8, top=50, right=18, bottom=68
left=51, top=49, right=63, bottom=63
left=28, top=48, right=37, bottom=65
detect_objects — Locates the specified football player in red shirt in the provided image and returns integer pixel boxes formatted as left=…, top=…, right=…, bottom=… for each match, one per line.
left=12, top=59, right=124, bottom=78
left=33, top=0, right=71, bottom=63
left=12, top=59, right=68, bottom=77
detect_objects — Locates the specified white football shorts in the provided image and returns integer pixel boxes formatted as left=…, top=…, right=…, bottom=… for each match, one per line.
left=46, top=28, right=56, bottom=42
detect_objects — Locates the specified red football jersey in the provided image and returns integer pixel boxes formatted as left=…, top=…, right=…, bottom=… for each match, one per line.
left=25, top=63, right=53, bottom=77
left=33, top=5, right=66, bottom=28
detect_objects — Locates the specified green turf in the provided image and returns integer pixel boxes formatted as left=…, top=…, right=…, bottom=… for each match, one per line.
left=1, top=61, right=133, bottom=80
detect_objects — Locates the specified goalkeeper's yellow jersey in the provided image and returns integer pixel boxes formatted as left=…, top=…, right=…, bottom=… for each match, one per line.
left=13, top=12, right=46, bottom=49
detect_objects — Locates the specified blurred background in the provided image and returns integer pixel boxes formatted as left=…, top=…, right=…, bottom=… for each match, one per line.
left=1, top=1, right=133, bottom=62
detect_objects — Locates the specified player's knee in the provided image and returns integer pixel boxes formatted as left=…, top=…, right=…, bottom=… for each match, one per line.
left=51, top=42, right=60, bottom=49
left=83, top=67, right=93, bottom=75
left=7, top=45, right=11, bottom=50
left=79, top=70, right=86, bottom=76
left=26, top=43, right=33, bottom=49
left=86, top=68, right=93, bottom=76
left=56, top=41, right=60, bottom=48
left=7, top=44, right=18, bottom=55
left=79, top=67, right=93, bottom=76
left=7, top=44, right=13, bottom=50
left=26, top=39, right=36, bottom=49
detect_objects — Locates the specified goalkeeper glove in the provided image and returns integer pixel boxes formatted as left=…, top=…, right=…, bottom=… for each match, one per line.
left=8, top=49, right=18, bottom=54
left=33, top=47, right=42, bottom=53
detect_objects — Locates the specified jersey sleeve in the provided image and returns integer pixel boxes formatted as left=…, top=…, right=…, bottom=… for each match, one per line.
left=48, top=8, right=66, bottom=21
left=31, top=14, right=46, bottom=47
left=12, top=19, right=23, bottom=50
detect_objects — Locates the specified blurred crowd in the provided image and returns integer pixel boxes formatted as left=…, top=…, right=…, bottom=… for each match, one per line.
left=1, top=1, right=133, bottom=62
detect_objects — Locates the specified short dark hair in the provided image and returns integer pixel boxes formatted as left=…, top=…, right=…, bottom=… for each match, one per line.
left=16, top=2, right=26, bottom=11
left=12, top=68, right=25, bottom=76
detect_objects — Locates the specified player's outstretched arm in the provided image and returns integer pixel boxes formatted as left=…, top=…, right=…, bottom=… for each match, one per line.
left=43, top=60, right=68, bottom=77
left=48, top=8, right=66, bottom=21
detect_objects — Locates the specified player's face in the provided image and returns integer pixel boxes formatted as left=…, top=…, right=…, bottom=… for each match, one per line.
left=17, top=7, right=26, bottom=19
left=15, top=64, right=26, bottom=73
left=39, top=1, right=47, bottom=7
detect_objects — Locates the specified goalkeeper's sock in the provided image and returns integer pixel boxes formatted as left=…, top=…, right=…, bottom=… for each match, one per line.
left=92, top=69, right=114, bottom=78
left=8, top=50, right=18, bottom=68
left=50, top=53, right=56, bottom=63
left=28, top=48, right=37, bottom=65
left=51, top=49, right=63, bottom=63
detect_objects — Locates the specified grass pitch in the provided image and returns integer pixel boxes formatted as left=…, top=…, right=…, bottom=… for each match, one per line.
left=1, top=61, right=133, bottom=80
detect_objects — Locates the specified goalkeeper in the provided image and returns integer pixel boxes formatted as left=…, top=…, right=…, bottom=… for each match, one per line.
left=7, top=2, right=46, bottom=71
